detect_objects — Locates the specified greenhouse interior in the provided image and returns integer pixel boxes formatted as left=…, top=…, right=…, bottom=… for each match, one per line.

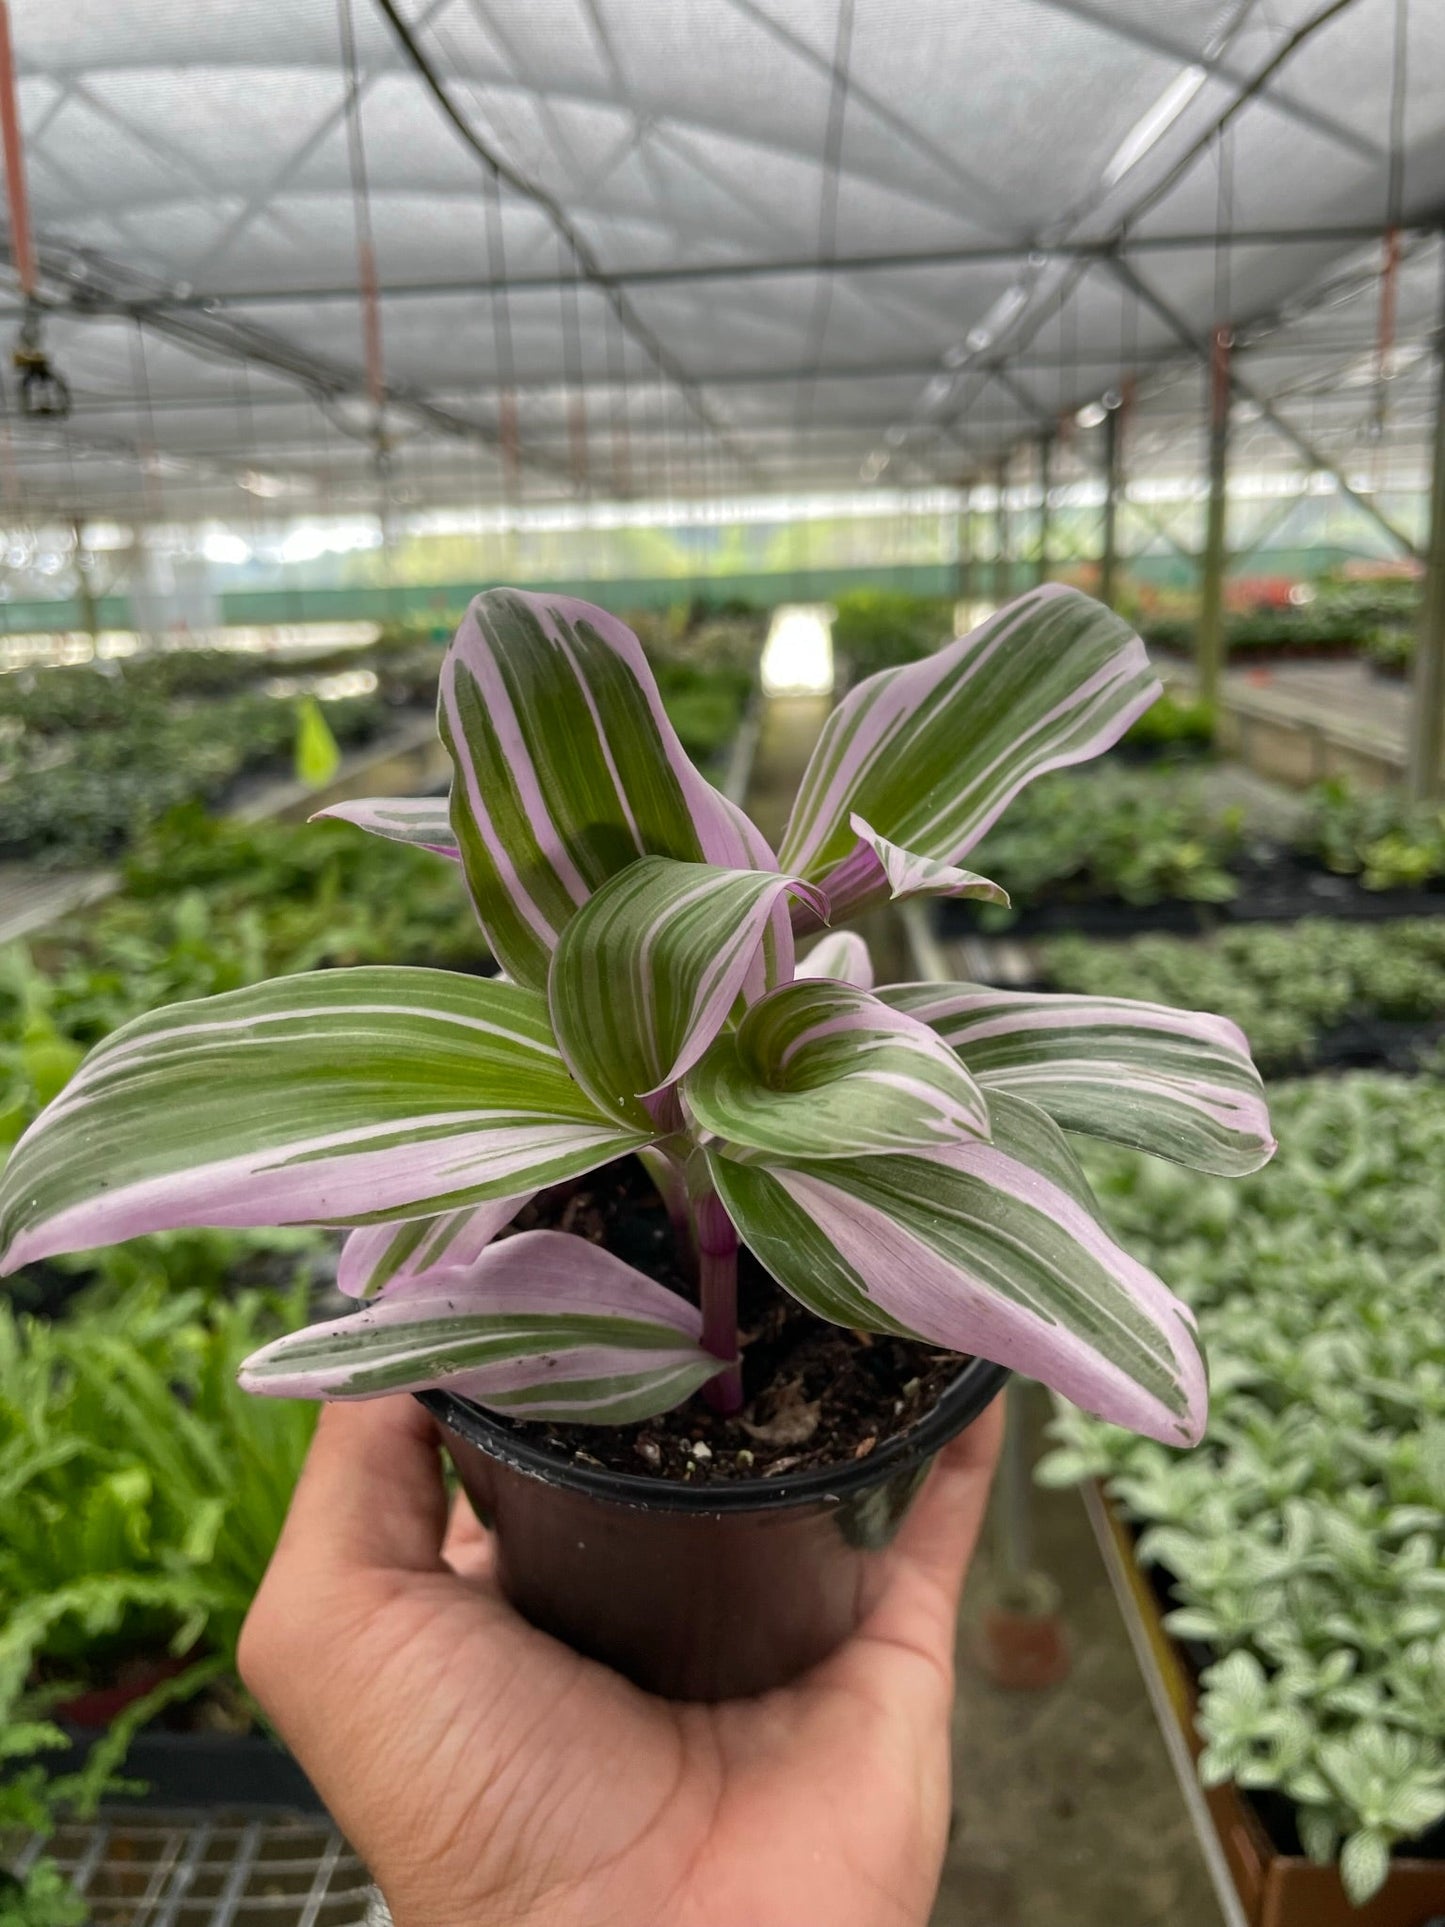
left=1, top=1, right=1445, bottom=1923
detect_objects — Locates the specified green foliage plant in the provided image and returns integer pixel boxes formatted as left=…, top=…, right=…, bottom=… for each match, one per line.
left=1038, top=1073, right=1445, bottom=1902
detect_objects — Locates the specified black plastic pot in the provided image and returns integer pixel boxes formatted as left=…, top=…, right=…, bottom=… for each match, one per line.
left=420, top=1357, right=1008, bottom=1703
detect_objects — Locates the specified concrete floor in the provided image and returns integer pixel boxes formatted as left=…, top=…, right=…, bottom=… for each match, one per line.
left=933, top=1398, right=1221, bottom=1927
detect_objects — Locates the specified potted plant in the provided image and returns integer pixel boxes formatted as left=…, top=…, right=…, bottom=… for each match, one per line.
left=0, top=585, right=1274, bottom=1701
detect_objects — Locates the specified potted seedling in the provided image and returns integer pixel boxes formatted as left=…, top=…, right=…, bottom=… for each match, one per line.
left=0, top=586, right=1274, bottom=1700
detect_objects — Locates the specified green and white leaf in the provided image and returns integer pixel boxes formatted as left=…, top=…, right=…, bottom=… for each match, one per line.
left=441, top=590, right=780, bottom=989
left=548, top=856, right=826, bottom=1127
left=684, top=979, right=990, bottom=1160
left=0, top=968, right=652, bottom=1274
left=706, top=1091, right=1205, bottom=1445
left=779, top=585, right=1158, bottom=916
left=882, top=982, right=1275, bottom=1176
left=242, top=1230, right=721, bottom=1423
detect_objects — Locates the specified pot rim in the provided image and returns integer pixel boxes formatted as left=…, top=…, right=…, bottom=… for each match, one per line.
left=419, top=1354, right=1009, bottom=1514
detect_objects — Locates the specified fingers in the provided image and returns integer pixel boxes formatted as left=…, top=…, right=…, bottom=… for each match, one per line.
left=442, top=1488, right=495, bottom=1582
left=861, top=1392, right=1005, bottom=1662
left=274, top=1397, right=450, bottom=1579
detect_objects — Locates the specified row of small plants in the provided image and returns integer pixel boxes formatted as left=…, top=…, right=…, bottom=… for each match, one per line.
left=1037, top=1071, right=1445, bottom=1904
left=1040, top=918, right=1445, bottom=1078
left=0, top=616, right=758, bottom=870
left=0, top=1258, right=321, bottom=1921
left=0, top=691, right=386, bottom=869
left=1142, top=578, right=1419, bottom=663
left=960, top=768, right=1445, bottom=926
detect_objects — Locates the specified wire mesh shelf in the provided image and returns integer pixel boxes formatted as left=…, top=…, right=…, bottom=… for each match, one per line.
left=8, top=1811, right=375, bottom=1927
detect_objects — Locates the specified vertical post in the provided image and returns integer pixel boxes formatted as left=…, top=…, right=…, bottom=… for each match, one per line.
left=1407, top=262, right=1445, bottom=801
left=1036, top=430, right=1054, bottom=586
left=994, top=455, right=1011, bottom=606
left=1099, top=404, right=1121, bottom=609
left=72, top=517, right=99, bottom=646
left=1198, top=326, right=1233, bottom=709
left=0, top=0, right=36, bottom=299
left=954, top=480, right=973, bottom=603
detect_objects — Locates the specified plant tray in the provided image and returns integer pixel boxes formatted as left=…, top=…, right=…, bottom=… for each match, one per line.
left=934, top=859, right=1445, bottom=944
left=1084, top=1484, right=1445, bottom=1927
left=58, top=1723, right=323, bottom=1812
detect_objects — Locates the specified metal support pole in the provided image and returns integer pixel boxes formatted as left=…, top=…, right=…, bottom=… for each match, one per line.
left=72, top=518, right=100, bottom=645
left=0, top=0, right=35, bottom=300
left=1407, top=262, right=1445, bottom=801
left=955, top=482, right=973, bottom=602
left=994, top=456, right=1011, bottom=605
left=1036, top=430, right=1054, bottom=586
left=1198, top=326, right=1232, bottom=710
left=1099, top=406, right=1121, bottom=608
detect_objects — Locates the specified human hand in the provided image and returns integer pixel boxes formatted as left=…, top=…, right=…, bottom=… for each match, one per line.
left=239, top=1393, right=1003, bottom=1927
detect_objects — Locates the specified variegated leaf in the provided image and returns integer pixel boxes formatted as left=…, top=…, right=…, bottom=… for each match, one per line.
left=706, top=1092, right=1205, bottom=1445
left=0, top=969, right=651, bottom=1274
left=795, top=929, right=875, bottom=990
left=548, top=856, right=828, bottom=1129
left=312, top=795, right=459, bottom=858
left=241, top=1230, right=720, bottom=1421
left=779, top=585, right=1158, bottom=918
left=809, top=815, right=1009, bottom=924
left=441, top=590, right=781, bottom=989
left=684, top=979, right=990, bottom=1161
left=338, top=1195, right=531, bottom=1299
left=882, top=982, right=1274, bottom=1177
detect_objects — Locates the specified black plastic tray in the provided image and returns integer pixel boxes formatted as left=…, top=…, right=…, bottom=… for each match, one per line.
left=57, top=1723, right=323, bottom=1812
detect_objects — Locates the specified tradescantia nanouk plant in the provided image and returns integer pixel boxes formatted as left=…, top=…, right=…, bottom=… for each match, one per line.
left=0, top=586, right=1275, bottom=1446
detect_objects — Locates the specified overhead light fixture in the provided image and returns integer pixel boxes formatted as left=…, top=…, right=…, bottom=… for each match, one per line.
left=923, top=373, right=954, bottom=405
left=884, top=425, right=908, bottom=447
left=240, top=469, right=288, bottom=498
left=946, top=284, right=1031, bottom=369
left=1075, top=400, right=1107, bottom=428
left=1102, top=66, right=1207, bottom=186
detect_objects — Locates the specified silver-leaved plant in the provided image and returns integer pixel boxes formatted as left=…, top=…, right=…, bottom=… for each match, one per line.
left=0, top=586, right=1275, bottom=1443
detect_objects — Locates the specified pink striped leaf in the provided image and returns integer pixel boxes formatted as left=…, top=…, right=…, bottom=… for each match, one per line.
left=312, top=796, right=459, bottom=858
left=706, top=1091, right=1206, bottom=1446
left=795, top=929, right=875, bottom=989
left=241, top=1230, right=721, bottom=1421
left=0, top=968, right=653, bottom=1276
left=779, top=585, right=1159, bottom=919
left=806, top=815, right=1009, bottom=925
left=548, top=856, right=829, bottom=1129
left=881, top=982, right=1275, bottom=1177
left=441, top=590, right=781, bottom=990
left=338, top=1194, right=532, bottom=1299
left=683, top=979, right=990, bottom=1161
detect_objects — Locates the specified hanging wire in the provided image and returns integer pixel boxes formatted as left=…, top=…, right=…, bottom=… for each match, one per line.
left=558, top=232, right=589, bottom=501
left=1371, top=0, right=1409, bottom=472
left=479, top=159, right=520, bottom=558
left=605, top=298, right=632, bottom=503
left=336, top=0, right=397, bottom=588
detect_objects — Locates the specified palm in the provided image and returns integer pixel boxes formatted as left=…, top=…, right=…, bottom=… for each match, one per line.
left=241, top=1399, right=1000, bottom=1927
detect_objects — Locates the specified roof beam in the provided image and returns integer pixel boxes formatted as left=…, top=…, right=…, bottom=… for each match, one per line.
left=1031, top=0, right=1379, bottom=160
left=7, top=223, right=1431, bottom=315
left=1105, top=252, right=1422, bottom=559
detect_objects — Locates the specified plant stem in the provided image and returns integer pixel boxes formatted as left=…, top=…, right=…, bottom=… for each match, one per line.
left=638, top=1145, right=694, bottom=1272
left=694, top=1190, right=744, bottom=1415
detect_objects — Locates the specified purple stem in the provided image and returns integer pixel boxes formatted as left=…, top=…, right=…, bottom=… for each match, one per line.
left=694, top=1189, right=744, bottom=1416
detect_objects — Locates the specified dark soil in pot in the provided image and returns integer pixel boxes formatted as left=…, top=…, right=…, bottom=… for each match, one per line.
left=423, top=1160, right=1007, bottom=1698
left=493, top=1158, right=964, bottom=1484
